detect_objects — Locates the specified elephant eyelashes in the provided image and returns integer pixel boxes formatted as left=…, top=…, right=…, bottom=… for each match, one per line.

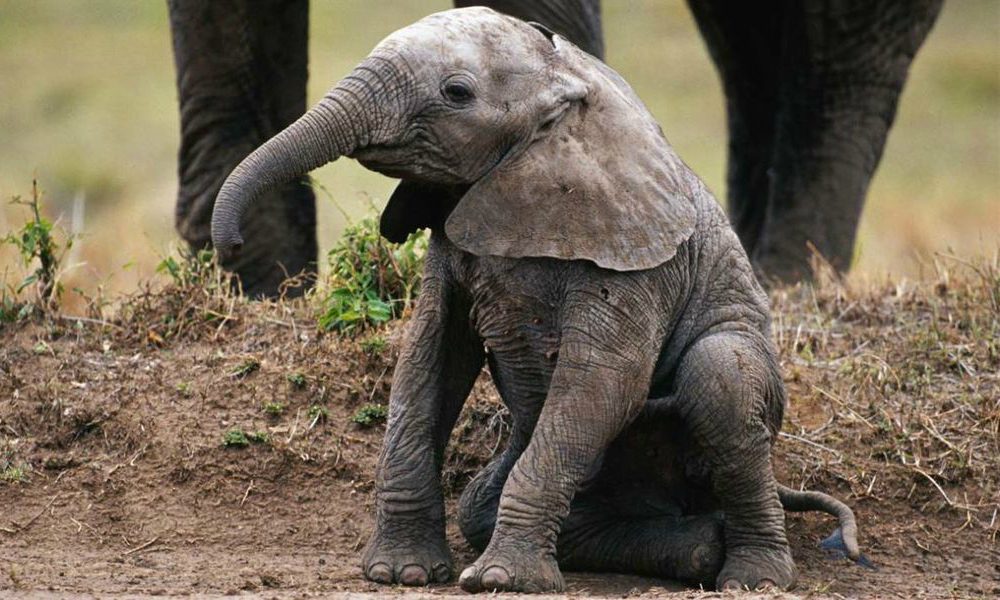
left=442, top=80, right=475, bottom=103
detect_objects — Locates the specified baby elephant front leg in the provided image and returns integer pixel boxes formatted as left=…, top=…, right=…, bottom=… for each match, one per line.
left=459, top=326, right=657, bottom=593
left=363, top=267, right=485, bottom=586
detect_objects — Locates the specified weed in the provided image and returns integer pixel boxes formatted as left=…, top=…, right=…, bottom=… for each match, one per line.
left=175, top=382, right=193, bottom=397
left=0, top=464, right=28, bottom=484
left=231, top=358, right=260, bottom=379
left=307, top=404, right=329, bottom=423
left=222, top=428, right=269, bottom=448
left=156, top=248, right=219, bottom=290
left=351, top=403, right=388, bottom=427
left=222, top=429, right=250, bottom=447
left=264, top=401, right=285, bottom=416
left=317, top=214, right=425, bottom=335
left=360, top=334, right=387, bottom=355
left=286, top=372, right=307, bottom=389
left=1, top=180, right=75, bottom=320
left=246, top=431, right=270, bottom=444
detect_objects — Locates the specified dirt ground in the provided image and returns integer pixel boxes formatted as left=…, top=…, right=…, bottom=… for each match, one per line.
left=1, top=260, right=998, bottom=599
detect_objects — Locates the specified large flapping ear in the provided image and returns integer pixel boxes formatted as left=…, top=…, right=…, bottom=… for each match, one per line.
left=445, top=36, right=697, bottom=271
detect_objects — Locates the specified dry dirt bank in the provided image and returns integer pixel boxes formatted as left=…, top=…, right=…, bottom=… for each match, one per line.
left=1, top=259, right=997, bottom=598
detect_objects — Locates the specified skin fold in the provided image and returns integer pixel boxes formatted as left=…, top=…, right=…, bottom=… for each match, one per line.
left=209, top=8, right=863, bottom=592
left=169, top=0, right=941, bottom=294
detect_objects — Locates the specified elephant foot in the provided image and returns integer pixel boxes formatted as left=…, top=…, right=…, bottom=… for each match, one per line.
left=459, top=543, right=564, bottom=593
left=716, top=543, right=797, bottom=591
left=361, top=524, right=452, bottom=586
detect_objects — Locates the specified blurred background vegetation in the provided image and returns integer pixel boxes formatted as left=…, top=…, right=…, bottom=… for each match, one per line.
left=1, top=0, right=997, bottom=306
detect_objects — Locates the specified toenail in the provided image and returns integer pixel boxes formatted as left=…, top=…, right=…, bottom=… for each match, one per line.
left=480, top=566, right=511, bottom=591
left=366, top=562, right=393, bottom=584
left=432, top=563, right=451, bottom=582
left=399, top=564, right=428, bottom=586
left=459, top=566, right=479, bottom=591
left=721, top=579, right=744, bottom=591
left=756, top=578, right=777, bottom=591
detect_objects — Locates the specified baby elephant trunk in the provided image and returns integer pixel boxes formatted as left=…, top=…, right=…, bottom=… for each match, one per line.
left=210, top=55, right=408, bottom=258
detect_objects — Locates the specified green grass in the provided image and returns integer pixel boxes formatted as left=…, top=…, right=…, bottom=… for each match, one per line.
left=351, top=403, right=388, bottom=427
left=222, top=428, right=269, bottom=448
left=317, top=215, right=424, bottom=334
left=230, top=358, right=260, bottom=379
left=263, top=401, right=285, bottom=416
left=360, top=334, right=387, bottom=355
left=286, top=373, right=307, bottom=389
left=1, top=464, right=28, bottom=484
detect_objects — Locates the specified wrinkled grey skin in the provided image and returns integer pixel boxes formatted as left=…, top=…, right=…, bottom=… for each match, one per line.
left=167, top=0, right=601, bottom=297
left=211, top=9, right=863, bottom=592
left=687, top=0, right=943, bottom=281
left=169, top=0, right=941, bottom=294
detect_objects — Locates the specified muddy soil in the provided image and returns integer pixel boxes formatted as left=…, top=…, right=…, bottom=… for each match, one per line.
left=1, top=273, right=997, bottom=598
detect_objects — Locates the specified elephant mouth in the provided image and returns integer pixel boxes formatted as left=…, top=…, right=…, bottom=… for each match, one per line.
left=352, top=145, right=418, bottom=178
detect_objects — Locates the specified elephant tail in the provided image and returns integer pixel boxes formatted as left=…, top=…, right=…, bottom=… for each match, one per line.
left=777, top=484, right=873, bottom=568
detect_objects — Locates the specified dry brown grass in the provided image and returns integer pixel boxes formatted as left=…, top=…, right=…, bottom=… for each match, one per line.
left=772, top=252, right=999, bottom=540
left=0, top=250, right=997, bottom=596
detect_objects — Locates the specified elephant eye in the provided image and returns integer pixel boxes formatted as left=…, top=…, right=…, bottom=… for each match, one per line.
left=442, top=80, right=475, bottom=104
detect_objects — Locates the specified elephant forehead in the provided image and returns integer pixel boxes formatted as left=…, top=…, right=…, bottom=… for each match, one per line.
left=374, top=7, right=551, bottom=75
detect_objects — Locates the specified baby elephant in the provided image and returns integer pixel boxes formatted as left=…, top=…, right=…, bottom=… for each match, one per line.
left=211, top=7, right=862, bottom=593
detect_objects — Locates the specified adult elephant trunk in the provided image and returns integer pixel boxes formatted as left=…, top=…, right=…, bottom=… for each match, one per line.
left=212, top=56, right=406, bottom=257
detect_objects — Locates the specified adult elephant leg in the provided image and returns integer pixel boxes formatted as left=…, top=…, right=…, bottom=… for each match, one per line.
left=168, top=0, right=317, bottom=297
left=454, top=0, right=604, bottom=59
left=363, top=235, right=485, bottom=586
left=686, top=0, right=783, bottom=259
left=757, top=0, right=943, bottom=281
left=674, top=330, right=793, bottom=590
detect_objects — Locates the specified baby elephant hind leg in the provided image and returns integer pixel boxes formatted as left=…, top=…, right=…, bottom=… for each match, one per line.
left=675, top=331, right=796, bottom=591
left=460, top=477, right=725, bottom=586
left=557, top=501, right=725, bottom=587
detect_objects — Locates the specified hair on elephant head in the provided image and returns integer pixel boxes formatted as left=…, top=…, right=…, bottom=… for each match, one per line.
left=211, top=7, right=696, bottom=272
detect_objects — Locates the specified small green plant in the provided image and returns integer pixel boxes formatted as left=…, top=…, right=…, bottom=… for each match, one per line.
left=231, top=358, right=260, bottom=378
left=307, top=404, right=329, bottom=425
left=156, top=248, right=219, bottom=289
left=2, top=180, right=74, bottom=320
left=223, top=429, right=249, bottom=447
left=360, top=334, right=387, bottom=355
left=175, top=381, right=193, bottom=397
left=1, top=464, right=28, bottom=484
left=317, top=214, right=425, bottom=335
left=246, top=431, right=270, bottom=444
left=264, top=401, right=285, bottom=416
left=352, top=403, right=388, bottom=427
left=222, top=428, right=269, bottom=447
left=286, top=372, right=307, bottom=389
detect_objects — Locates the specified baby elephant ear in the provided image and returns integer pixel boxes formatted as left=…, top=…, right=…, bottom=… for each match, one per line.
left=445, top=40, right=698, bottom=272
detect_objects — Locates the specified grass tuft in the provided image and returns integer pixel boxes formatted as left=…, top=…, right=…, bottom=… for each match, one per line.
left=286, top=372, right=307, bottom=389
left=230, top=358, right=260, bottom=379
left=351, top=403, right=388, bottom=427
left=316, top=215, right=424, bottom=335
left=2, top=180, right=75, bottom=324
left=222, top=428, right=269, bottom=448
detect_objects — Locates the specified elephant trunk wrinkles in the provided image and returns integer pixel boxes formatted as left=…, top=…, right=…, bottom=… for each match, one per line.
left=211, top=56, right=407, bottom=255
